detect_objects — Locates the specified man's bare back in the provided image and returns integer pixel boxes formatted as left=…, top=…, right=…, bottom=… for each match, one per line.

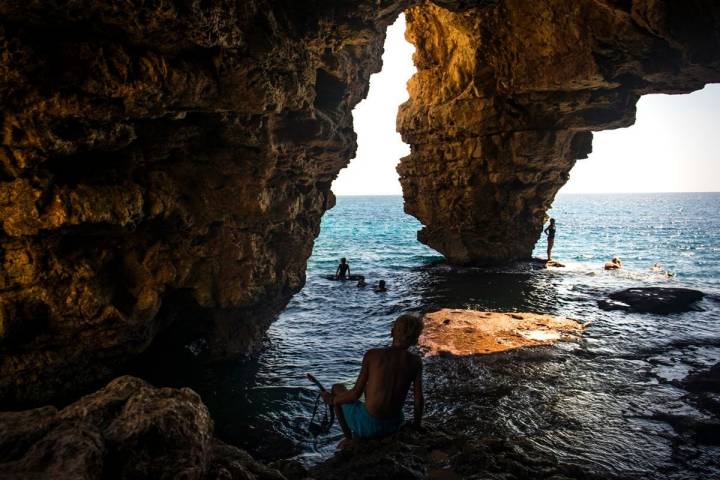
left=363, top=347, right=421, bottom=418
left=322, top=314, right=425, bottom=440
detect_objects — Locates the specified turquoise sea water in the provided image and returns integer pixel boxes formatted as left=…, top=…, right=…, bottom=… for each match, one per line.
left=153, top=194, right=720, bottom=477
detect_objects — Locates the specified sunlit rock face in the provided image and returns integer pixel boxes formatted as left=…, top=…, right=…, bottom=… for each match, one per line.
left=0, top=0, right=407, bottom=405
left=398, top=0, right=720, bottom=265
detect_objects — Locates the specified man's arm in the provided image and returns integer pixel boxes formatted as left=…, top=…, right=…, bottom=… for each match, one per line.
left=322, top=352, right=370, bottom=405
left=413, top=359, right=424, bottom=427
left=335, top=265, right=341, bottom=278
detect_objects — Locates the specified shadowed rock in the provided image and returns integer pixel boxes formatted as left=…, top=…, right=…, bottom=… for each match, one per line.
left=306, top=425, right=610, bottom=480
left=598, top=287, right=704, bottom=313
left=0, top=376, right=285, bottom=480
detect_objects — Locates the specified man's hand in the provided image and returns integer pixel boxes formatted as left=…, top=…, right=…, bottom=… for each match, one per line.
left=321, top=391, right=333, bottom=405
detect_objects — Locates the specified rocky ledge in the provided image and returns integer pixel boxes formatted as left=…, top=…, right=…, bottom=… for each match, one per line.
left=420, top=308, right=585, bottom=356
left=306, top=425, right=610, bottom=480
left=0, top=375, right=285, bottom=480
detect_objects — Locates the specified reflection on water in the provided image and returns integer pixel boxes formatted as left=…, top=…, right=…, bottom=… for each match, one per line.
left=137, top=195, right=720, bottom=478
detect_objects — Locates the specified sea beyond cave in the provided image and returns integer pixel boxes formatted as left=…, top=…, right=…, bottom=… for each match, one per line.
left=138, top=193, right=720, bottom=478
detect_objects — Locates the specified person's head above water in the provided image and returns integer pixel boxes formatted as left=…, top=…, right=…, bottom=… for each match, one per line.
left=340, top=257, right=346, bottom=264
left=379, top=280, right=385, bottom=288
left=550, top=218, right=555, bottom=225
left=391, top=314, right=424, bottom=348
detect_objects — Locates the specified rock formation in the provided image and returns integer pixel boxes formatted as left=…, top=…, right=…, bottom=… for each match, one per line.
left=398, top=0, right=720, bottom=264
left=420, top=308, right=585, bottom=356
left=1, top=0, right=720, bottom=417
left=0, top=0, right=406, bottom=406
left=598, top=286, right=704, bottom=313
left=0, top=376, right=286, bottom=479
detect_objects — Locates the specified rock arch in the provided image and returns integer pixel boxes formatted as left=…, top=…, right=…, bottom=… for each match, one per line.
left=398, top=1, right=720, bottom=264
left=0, top=0, right=719, bottom=405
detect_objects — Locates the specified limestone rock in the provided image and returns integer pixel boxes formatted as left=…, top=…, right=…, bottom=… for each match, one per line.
left=0, top=0, right=408, bottom=405
left=420, top=308, right=585, bottom=356
left=398, top=0, right=720, bottom=264
left=0, top=375, right=284, bottom=480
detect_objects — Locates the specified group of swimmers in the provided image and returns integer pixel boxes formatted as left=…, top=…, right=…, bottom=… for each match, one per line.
left=545, top=219, right=674, bottom=276
left=335, top=257, right=387, bottom=292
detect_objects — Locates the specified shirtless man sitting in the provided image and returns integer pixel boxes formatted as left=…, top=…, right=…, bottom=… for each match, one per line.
left=321, top=314, right=424, bottom=440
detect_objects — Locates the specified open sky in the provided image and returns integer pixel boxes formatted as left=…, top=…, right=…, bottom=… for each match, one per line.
left=331, top=14, right=720, bottom=196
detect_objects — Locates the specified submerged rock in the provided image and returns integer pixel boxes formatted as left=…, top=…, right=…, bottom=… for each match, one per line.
left=598, top=287, right=704, bottom=314
left=0, top=376, right=285, bottom=480
left=420, top=309, right=585, bottom=357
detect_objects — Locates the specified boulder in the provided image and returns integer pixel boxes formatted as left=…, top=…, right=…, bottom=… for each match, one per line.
left=0, top=376, right=284, bottom=480
left=598, top=287, right=704, bottom=314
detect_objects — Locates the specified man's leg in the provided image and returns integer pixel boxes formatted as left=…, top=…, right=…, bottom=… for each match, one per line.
left=332, top=383, right=352, bottom=439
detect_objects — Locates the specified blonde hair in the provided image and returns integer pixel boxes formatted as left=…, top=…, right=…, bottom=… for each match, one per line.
left=392, top=314, right=423, bottom=347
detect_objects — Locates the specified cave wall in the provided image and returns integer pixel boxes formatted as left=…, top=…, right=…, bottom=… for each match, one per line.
left=1, top=0, right=720, bottom=407
left=398, top=0, right=720, bottom=264
left=0, top=0, right=409, bottom=406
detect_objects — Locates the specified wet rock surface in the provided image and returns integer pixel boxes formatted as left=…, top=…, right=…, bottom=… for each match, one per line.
left=0, top=375, right=286, bottom=480
left=398, top=1, right=720, bottom=265
left=598, top=287, right=704, bottom=313
left=420, top=308, right=585, bottom=356
left=306, top=426, right=611, bottom=480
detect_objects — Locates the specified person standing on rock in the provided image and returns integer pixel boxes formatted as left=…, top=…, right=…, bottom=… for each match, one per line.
left=335, top=257, right=351, bottom=279
left=321, top=314, right=424, bottom=444
left=544, top=218, right=556, bottom=261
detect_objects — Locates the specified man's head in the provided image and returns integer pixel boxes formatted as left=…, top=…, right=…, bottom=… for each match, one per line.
left=340, top=257, right=346, bottom=264
left=391, top=314, right=424, bottom=348
left=550, top=218, right=555, bottom=225
left=379, top=280, right=386, bottom=288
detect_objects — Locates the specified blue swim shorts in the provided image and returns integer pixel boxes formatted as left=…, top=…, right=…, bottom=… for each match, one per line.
left=341, top=401, right=404, bottom=439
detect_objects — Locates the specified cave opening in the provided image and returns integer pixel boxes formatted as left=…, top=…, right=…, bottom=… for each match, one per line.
left=331, top=13, right=415, bottom=197
left=535, top=83, right=720, bottom=265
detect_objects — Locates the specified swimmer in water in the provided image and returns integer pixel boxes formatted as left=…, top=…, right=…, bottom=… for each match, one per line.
left=357, top=276, right=367, bottom=287
left=604, top=257, right=622, bottom=270
left=335, top=257, right=351, bottom=280
left=543, top=218, right=556, bottom=261
left=650, top=262, right=675, bottom=278
left=374, top=280, right=387, bottom=292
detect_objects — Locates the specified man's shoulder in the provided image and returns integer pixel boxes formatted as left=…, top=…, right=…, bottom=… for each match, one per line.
left=365, top=347, right=385, bottom=357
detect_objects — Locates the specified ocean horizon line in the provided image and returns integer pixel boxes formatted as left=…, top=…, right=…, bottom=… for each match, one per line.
left=333, top=191, right=720, bottom=197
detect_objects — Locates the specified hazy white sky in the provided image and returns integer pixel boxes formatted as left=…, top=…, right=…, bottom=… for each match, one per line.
left=331, top=15, right=720, bottom=196
left=331, top=14, right=415, bottom=196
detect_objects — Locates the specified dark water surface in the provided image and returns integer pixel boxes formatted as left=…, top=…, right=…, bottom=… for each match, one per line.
left=149, top=194, right=720, bottom=477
